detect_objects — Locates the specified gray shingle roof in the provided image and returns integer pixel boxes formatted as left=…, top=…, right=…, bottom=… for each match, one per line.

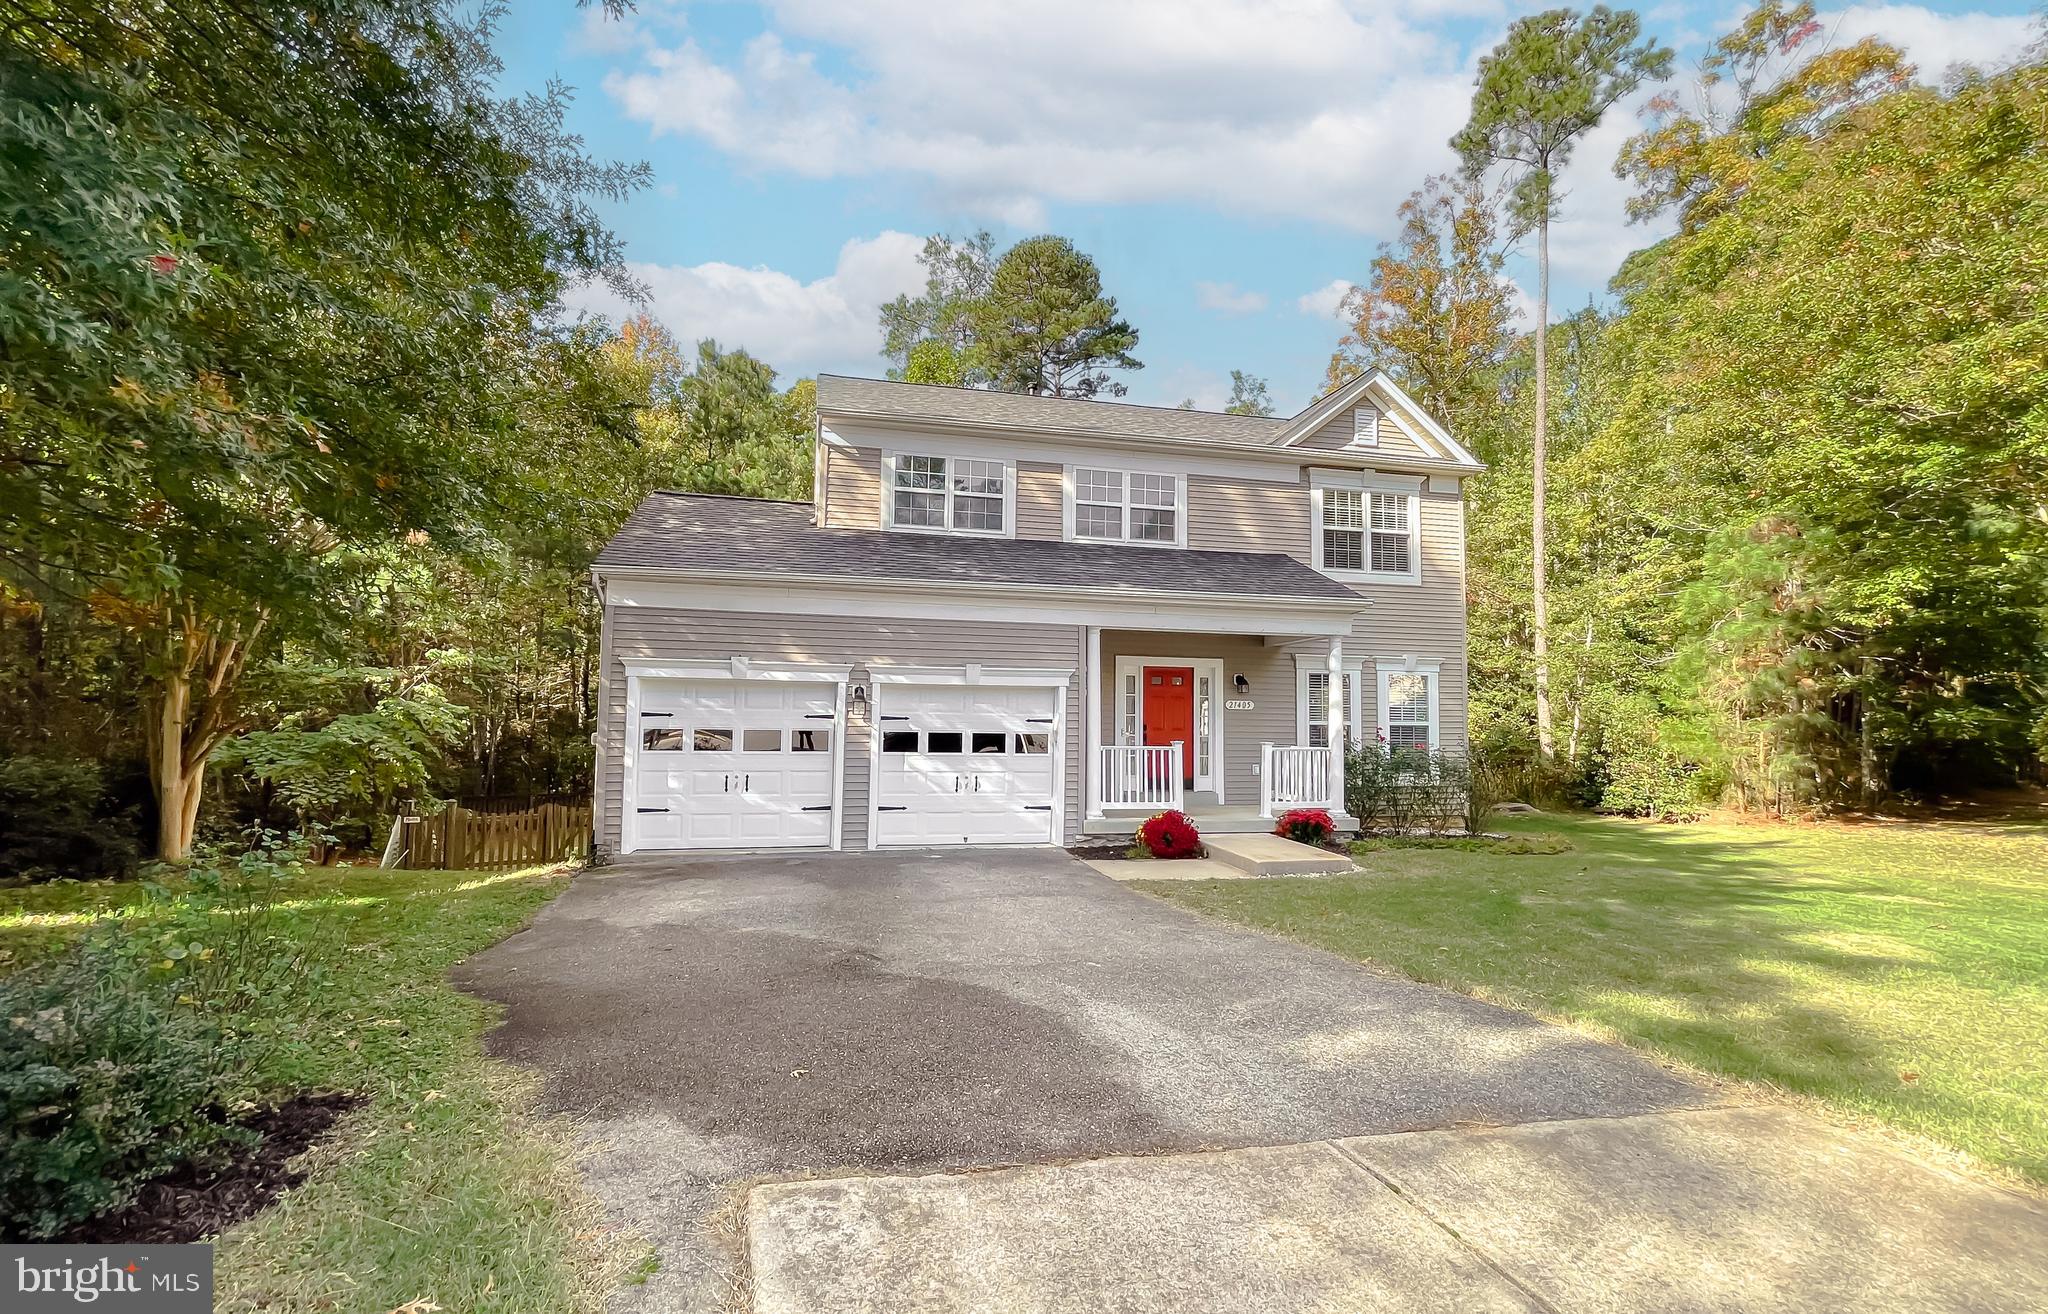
left=595, top=493, right=1361, bottom=603
left=816, top=374, right=1292, bottom=446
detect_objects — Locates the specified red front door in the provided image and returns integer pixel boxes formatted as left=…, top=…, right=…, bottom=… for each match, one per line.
left=1143, top=666, right=1196, bottom=786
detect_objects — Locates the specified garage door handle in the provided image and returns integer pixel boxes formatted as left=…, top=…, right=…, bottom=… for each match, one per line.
left=744, top=774, right=751, bottom=791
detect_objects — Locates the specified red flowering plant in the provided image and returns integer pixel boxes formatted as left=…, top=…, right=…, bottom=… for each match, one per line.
left=1137, top=809, right=1202, bottom=859
left=1274, top=807, right=1335, bottom=846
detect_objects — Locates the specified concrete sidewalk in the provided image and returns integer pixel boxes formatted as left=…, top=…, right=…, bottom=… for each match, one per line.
left=747, top=1106, right=2048, bottom=1314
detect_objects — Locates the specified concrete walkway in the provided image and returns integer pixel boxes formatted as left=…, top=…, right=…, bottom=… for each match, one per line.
left=749, top=1106, right=2048, bottom=1313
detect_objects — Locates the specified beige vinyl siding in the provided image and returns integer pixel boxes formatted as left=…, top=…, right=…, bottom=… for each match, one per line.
left=1097, top=630, right=1325, bottom=806
left=821, top=444, right=884, bottom=529
left=1342, top=485, right=1469, bottom=753
left=1299, top=405, right=1434, bottom=460
left=1017, top=461, right=1063, bottom=540
left=1186, top=471, right=1310, bottom=557
left=598, top=609, right=1083, bottom=850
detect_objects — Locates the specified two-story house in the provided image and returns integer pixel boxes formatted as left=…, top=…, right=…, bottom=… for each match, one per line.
left=590, top=370, right=1482, bottom=854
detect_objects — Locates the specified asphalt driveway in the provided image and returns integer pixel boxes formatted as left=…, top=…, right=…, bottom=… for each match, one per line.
left=454, top=848, right=1712, bottom=1311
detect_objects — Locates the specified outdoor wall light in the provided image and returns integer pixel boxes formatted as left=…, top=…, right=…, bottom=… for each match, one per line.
left=850, top=683, right=869, bottom=709
left=1233, top=673, right=1250, bottom=693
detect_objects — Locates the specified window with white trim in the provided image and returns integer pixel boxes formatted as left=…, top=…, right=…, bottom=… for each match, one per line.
left=1072, top=467, right=1180, bottom=545
left=1381, top=669, right=1436, bottom=759
left=889, top=454, right=1010, bottom=534
left=1315, top=481, right=1420, bottom=583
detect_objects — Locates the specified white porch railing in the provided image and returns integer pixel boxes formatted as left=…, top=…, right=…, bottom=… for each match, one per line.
left=1260, top=742, right=1340, bottom=817
left=1096, top=742, right=1184, bottom=812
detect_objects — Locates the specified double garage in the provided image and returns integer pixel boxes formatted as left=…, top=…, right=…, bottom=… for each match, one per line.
left=624, top=663, right=1067, bottom=853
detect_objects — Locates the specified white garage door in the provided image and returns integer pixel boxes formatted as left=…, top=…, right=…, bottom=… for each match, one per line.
left=633, top=679, right=838, bottom=850
left=873, top=684, right=1059, bottom=846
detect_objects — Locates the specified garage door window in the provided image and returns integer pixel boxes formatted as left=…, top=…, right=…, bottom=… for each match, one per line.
left=792, top=729, right=831, bottom=752
left=693, top=728, right=733, bottom=751
left=743, top=728, right=781, bottom=751
left=972, top=732, right=1006, bottom=754
left=882, top=730, right=918, bottom=752
left=1015, top=733, right=1049, bottom=754
left=643, top=725, right=687, bottom=751
left=927, top=731, right=964, bottom=753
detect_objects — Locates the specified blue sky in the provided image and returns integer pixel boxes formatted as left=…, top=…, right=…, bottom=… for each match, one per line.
left=497, top=1, right=2037, bottom=414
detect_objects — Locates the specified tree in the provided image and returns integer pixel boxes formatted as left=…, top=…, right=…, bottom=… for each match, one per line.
left=1224, top=371, right=1275, bottom=416
left=0, top=3, right=643, bottom=857
left=879, top=231, right=996, bottom=383
left=1325, top=175, right=1516, bottom=442
left=1453, top=7, right=1672, bottom=764
left=970, top=236, right=1143, bottom=397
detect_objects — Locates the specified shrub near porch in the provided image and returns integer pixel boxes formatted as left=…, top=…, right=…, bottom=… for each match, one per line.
left=1139, top=813, right=2048, bottom=1187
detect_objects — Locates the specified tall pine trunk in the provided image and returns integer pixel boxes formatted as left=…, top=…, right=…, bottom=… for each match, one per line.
left=1531, top=214, right=1555, bottom=762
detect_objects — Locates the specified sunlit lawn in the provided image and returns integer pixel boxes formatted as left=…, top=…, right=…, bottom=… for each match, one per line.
left=1139, top=813, right=2048, bottom=1186
left=0, top=864, right=644, bottom=1311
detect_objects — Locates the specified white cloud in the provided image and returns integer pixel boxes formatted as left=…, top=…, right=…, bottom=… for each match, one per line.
left=567, top=231, right=926, bottom=377
left=1296, top=279, right=1357, bottom=322
left=1141, top=363, right=1231, bottom=412
left=1828, top=5, right=2036, bottom=79
left=1195, top=281, right=1268, bottom=314
left=601, top=0, right=1475, bottom=227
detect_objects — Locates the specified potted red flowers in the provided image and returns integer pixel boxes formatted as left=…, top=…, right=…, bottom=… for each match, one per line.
left=1273, top=807, right=1335, bottom=846
left=1137, top=809, right=1202, bottom=859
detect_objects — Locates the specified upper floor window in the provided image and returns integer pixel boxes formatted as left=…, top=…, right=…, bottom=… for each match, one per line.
left=885, top=453, right=1011, bottom=536
left=1068, top=466, right=1185, bottom=547
left=1312, top=475, right=1421, bottom=584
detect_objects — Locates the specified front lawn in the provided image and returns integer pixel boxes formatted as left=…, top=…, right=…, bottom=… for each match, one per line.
left=0, top=865, right=643, bottom=1311
left=1138, top=814, right=2048, bottom=1186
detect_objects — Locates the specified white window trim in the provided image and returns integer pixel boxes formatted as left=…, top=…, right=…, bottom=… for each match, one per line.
left=1375, top=657, right=1443, bottom=764
left=881, top=450, right=1018, bottom=538
left=1293, top=654, right=1367, bottom=750
left=1309, top=469, right=1422, bottom=586
left=620, top=661, right=851, bottom=856
left=1062, top=464, right=1189, bottom=549
left=1109, top=655, right=1225, bottom=799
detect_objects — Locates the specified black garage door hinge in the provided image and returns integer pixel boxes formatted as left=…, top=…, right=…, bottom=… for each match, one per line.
left=804, top=713, right=835, bottom=719
left=880, top=714, right=910, bottom=721
left=1025, top=805, right=1053, bottom=812
left=1028, top=717, right=1054, bottom=724
left=640, top=711, right=675, bottom=718
left=801, top=805, right=833, bottom=812
left=877, top=805, right=908, bottom=812
left=637, top=807, right=670, bottom=814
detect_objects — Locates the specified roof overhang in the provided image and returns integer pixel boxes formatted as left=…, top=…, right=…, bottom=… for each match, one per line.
left=594, top=565, right=1364, bottom=639
left=815, top=406, right=1484, bottom=479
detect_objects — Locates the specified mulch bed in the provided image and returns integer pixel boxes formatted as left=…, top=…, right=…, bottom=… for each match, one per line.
left=1066, top=844, right=1140, bottom=861
left=60, top=1091, right=362, bottom=1244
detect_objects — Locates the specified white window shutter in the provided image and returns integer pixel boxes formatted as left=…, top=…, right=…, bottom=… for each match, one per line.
left=1353, top=406, right=1380, bottom=447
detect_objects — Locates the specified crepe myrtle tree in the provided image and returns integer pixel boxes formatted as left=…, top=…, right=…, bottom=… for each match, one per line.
left=0, top=2, right=644, bottom=857
left=1453, top=7, right=1671, bottom=764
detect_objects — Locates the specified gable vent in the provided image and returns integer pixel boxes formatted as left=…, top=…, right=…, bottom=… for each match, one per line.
left=1352, top=406, right=1381, bottom=447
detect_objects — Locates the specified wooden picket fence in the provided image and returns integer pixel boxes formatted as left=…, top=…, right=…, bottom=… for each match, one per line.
left=390, top=801, right=591, bottom=871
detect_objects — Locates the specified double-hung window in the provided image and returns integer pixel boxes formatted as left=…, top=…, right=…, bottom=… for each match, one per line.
left=1313, top=475, right=1421, bottom=584
left=888, top=454, right=1010, bottom=535
left=1379, top=667, right=1438, bottom=765
left=1304, top=669, right=1360, bottom=749
left=1070, top=467, right=1182, bottom=546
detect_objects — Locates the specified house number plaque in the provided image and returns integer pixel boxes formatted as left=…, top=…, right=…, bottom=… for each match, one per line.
left=1223, top=698, right=1254, bottom=710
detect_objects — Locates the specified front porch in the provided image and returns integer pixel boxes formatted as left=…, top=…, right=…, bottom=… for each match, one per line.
left=1081, top=624, right=1356, bottom=834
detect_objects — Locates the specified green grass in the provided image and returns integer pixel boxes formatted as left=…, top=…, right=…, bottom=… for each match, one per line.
left=1138, top=813, right=2048, bottom=1186
left=0, top=865, right=643, bottom=1312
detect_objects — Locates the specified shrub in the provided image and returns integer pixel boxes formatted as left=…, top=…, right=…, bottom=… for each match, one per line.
left=0, top=757, right=139, bottom=883
left=1344, top=744, right=1472, bottom=834
left=0, top=831, right=334, bottom=1238
left=1137, top=810, right=1201, bottom=859
left=0, top=942, right=253, bottom=1238
left=1273, top=807, right=1335, bottom=845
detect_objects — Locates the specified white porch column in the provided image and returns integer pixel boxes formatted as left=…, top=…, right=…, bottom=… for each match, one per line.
left=1327, top=638, right=1346, bottom=809
left=1085, top=625, right=1104, bottom=818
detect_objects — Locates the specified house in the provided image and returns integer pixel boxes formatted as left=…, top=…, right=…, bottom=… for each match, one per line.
left=591, top=370, right=1482, bottom=854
